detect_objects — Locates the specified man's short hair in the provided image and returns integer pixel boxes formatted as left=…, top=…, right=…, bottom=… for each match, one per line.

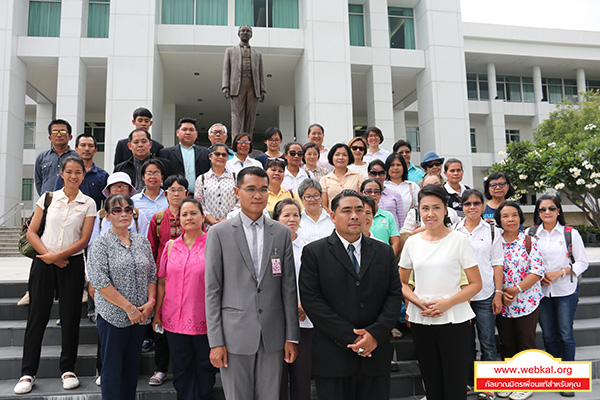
left=331, top=189, right=364, bottom=212
left=236, top=166, right=269, bottom=187
left=133, top=107, right=152, bottom=120
left=393, top=139, right=412, bottom=153
left=128, top=129, right=151, bottom=142
left=75, top=132, right=97, bottom=148
left=48, top=119, right=72, bottom=136
left=209, top=123, right=228, bottom=135
left=177, top=117, right=197, bottom=131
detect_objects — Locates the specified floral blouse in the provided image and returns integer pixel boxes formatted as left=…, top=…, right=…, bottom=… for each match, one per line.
left=501, top=232, right=545, bottom=318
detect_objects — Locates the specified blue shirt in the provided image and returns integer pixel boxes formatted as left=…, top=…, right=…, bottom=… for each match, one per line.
left=132, top=189, right=169, bottom=221
left=407, top=162, right=425, bottom=183
left=54, top=163, right=109, bottom=210
left=34, top=147, right=77, bottom=196
left=179, top=144, right=196, bottom=192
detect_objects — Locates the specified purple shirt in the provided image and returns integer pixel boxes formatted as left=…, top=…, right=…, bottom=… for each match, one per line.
left=378, top=187, right=405, bottom=231
left=158, top=234, right=208, bottom=335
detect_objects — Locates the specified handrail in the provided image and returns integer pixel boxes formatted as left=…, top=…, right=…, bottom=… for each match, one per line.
left=0, top=202, right=26, bottom=227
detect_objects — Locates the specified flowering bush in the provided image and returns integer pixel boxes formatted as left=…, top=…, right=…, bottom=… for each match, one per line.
left=491, top=91, right=600, bottom=227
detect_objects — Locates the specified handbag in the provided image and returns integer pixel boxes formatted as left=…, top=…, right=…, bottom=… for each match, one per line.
left=18, top=191, right=54, bottom=258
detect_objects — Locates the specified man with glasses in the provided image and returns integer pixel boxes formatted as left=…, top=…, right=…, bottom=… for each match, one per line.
left=159, top=117, right=210, bottom=196
left=34, top=119, right=77, bottom=195
left=205, top=166, right=299, bottom=400
left=115, top=129, right=172, bottom=192
left=392, top=139, right=424, bottom=183
left=207, top=123, right=234, bottom=160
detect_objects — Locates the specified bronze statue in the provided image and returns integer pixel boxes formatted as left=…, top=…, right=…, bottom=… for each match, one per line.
left=222, top=25, right=266, bottom=139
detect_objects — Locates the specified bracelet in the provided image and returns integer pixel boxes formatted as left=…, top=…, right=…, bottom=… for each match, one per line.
left=516, top=284, right=523, bottom=293
left=562, top=269, right=567, bottom=278
left=126, top=305, right=137, bottom=316
left=148, top=298, right=156, bottom=303
left=495, top=290, right=503, bottom=295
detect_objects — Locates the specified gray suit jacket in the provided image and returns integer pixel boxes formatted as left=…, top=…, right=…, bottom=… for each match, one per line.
left=205, top=213, right=299, bottom=355
left=222, top=45, right=266, bottom=98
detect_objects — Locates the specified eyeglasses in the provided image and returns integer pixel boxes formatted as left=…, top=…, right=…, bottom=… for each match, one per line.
left=145, top=171, right=162, bottom=176
left=302, top=194, right=321, bottom=201
left=167, top=188, right=186, bottom=193
left=212, top=152, right=229, bottom=158
left=463, top=201, right=482, bottom=207
left=210, top=130, right=225, bottom=135
left=51, top=130, right=69, bottom=136
left=266, top=137, right=281, bottom=142
left=110, top=206, right=134, bottom=215
left=110, top=184, right=130, bottom=191
left=238, top=187, right=269, bottom=195
left=425, top=161, right=442, bottom=168
left=397, top=150, right=411, bottom=155
left=368, top=170, right=387, bottom=177
left=489, top=182, right=508, bottom=189
left=237, top=140, right=251, bottom=145
left=351, top=146, right=366, bottom=152
left=539, top=206, right=558, bottom=212
left=363, top=189, right=382, bottom=195
left=288, top=151, right=304, bottom=157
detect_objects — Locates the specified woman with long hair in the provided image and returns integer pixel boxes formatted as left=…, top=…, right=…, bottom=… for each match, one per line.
left=320, top=143, right=362, bottom=213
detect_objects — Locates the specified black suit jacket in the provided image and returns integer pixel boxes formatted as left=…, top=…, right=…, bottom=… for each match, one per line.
left=299, top=232, right=402, bottom=378
left=114, top=138, right=164, bottom=167
left=113, top=155, right=173, bottom=190
left=158, top=145, right=210, bottom=191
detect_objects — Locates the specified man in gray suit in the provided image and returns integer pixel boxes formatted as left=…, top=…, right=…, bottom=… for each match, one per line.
left=222, top=25, right=266, bottom=138
left=205, top=166, right=299, bottom=399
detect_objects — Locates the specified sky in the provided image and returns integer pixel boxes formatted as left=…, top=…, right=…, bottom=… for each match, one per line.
left=460, top=0, right=600, bottom=32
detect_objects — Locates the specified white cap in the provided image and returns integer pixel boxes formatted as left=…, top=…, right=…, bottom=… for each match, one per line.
left=102, top=172, right=136, bottom=198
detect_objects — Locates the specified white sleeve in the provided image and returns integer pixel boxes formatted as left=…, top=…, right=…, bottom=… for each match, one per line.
left=571, top=229, right=589, bottom=277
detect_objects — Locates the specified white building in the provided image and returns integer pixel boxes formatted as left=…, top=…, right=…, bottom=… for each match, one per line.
left=1, top=0, right=599, bottom=216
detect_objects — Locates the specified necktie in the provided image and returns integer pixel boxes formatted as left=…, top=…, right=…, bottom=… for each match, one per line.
left=347, top=244, right=359, bottom=274
left=250, top=221, right=260, bottom=278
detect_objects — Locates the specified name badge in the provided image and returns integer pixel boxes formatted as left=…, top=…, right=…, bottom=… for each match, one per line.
left=271, top=256, right=282, bottom=276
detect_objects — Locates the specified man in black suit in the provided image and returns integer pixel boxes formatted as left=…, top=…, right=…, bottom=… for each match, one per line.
left=114, top=129, right=172, bottom=192
left=113, top=107, right=163, bottom=166
left=299, top=190, right=402, bottom=400
left=158, top=117, right=210, bottom=196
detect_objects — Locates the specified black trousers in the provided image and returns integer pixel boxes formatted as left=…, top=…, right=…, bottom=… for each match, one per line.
left=22, top=254, right=85, bottom=376
left=280, top=328, right=313, bottom=400
left=411, top=321, right=470, bottom=400
left=315, top=372, right=390, bottom=400
left=496, top=306, right=541, bottom=360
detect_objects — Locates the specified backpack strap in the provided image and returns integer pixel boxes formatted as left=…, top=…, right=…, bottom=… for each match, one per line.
left=133, top=207, right=140, bottom=231
left=43, top=191, right=53, bottom=209
left=155, top=210, right=166, bottom=238
left=564, top=226, right=575, bottom=283
left=167, top=239, right=175, bottom=257
left=489, top=219, right=496, bottom=242
left=527, top=225, right=539, bottom=238
left=525, top=234, right=532, bottom=255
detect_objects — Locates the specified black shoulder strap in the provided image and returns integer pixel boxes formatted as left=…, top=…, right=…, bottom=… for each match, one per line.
left=528, top=225, right=539, bottom=238
left=489, top=219, right=496, bottom=242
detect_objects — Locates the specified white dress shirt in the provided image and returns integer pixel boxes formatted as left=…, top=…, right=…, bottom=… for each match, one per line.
left=364, top=148, right=391, bottom=163
left=292, top=234, right=313, bottom=329
left=282, top=167, right=313, bottom=193
left=384, top=180, right=420, bottom=213
left=456, top=219, right=503, bottom=301
left=335, top=231, right=362, bottom=269
left=299, top=209, right=335, bottom=243
left=225, top=155, right=263, bottom=174
left=531, top=223, right=588, bottom=297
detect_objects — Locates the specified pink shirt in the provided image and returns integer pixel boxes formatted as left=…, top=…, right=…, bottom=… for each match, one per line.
left=158, top=234, right=208, bottom=335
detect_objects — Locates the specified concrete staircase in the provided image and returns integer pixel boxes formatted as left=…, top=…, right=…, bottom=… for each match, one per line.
left=0, top=228, right=24, bottom=258
left=0, top=263, right=598, bottom=399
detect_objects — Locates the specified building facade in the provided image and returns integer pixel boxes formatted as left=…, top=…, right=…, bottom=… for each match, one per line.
left=1, top=0, right=599, bottom=216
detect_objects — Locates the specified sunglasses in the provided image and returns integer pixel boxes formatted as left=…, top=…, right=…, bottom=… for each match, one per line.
left=368, top=170, right=387, bottom=177
left=212, top=152, right=229, bottom=158
left=110, top=206, right=134, bottom=215
left=288, top=151, right=304, bottom=157
left=363, top=189, right=382, bottom=195
left=539, top=206, right=558, bottom=212
left=351, top=146, right=366, bottom=152
left=51, top=130, right=69, bottom=136
left=463, top=201, right=482, bottom=207
left=425, top=161, right=442, bottom=168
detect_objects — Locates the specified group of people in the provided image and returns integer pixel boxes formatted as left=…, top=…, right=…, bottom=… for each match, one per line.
left=14, top=110, right=589, bottom=400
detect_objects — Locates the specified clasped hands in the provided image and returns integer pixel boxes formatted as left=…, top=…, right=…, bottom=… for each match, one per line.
left=414, top=297, right=453, bottom=318
left=347, top=329, right=378, bottom=358
left=127, top=301, right=154, bottom=325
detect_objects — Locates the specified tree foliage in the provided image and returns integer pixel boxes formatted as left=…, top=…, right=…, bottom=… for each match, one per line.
left=491, top=91, right=600, bottom=226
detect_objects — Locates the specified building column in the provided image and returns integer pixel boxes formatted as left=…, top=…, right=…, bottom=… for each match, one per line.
left=34, top=103, right=55, bottom=153
left=576, top=68, right=586, bottom=102
left=532, top=65, right=549, bottom=129
left=294, top=0, right=353, bottom=147
left=278, top=106, right=295, bottom=141
left=104, top=0, right=160, bottom=167
left=532, top=66, right=543, bottom=102
left=393, top=107, right=406, bottom=144
left=414, top=0, right=472, bottom=185
left=161, top=104, right=176, bottom=147
left=487, top=63, right=497, bottom=100
left=0, top=0, right=27, bottom=215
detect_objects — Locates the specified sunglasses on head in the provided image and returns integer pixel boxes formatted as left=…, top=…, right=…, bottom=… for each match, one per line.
left=110, top=206, right=134, bottom=215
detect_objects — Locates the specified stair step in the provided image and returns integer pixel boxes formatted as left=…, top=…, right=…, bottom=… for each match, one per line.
left=0, top=319, right=98, bottom=347
left=0, top=298, right=88, bottom=321
left=579, top=277, right=600, bottom=296
left=0, top=282, right=28, bottom=298
left=575, top=295, right=600, bottom=319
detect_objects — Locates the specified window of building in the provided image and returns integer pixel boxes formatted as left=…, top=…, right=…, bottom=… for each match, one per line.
left=470, top=128, right=476, bottom=153
left=522, top=77, right=534, bottom=102
left=28, top=0, right=62, bottom=37
left=493, top=76, right=534, bottom=103
left=88, top=0, right=109, bottom=38
left=388, top=7, right=415, bottom=49
left=505, top=129, right=520, bottom=144
left=22, top=179, right=33, bottom=202
left=84, top=122, right=105, bottom=152
left=467, top=74, right=478, bottom=100
left=235, top=0, right=298, bottom=29
left=348, top=4, right=365, bottom=47
left=24, top=122, right=35, bottom=150
left=588, top=80, right=600, bottom=92
left=563, top=79, right=577, bottom=102
left=541, top=78, right=579, bottom=104
left=406, top=127, right=420, bottom=152
left=467, top=73, right=489, bottom=101
left=161, top=0, right=227, bottom=26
